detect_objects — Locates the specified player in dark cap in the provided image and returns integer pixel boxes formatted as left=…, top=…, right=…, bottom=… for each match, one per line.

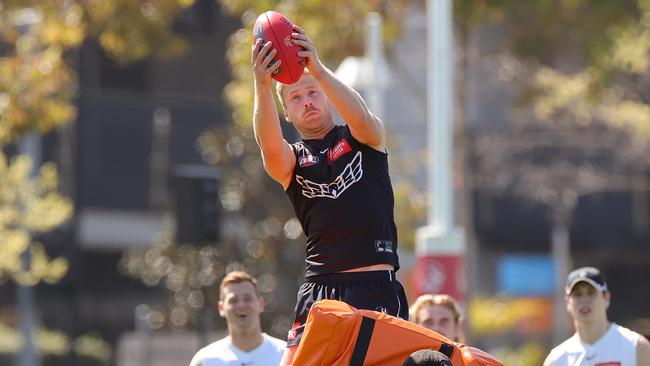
left=543, top=266, right=650, bottom=365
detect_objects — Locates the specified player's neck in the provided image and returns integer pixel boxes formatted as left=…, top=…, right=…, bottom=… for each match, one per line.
left=576, top=319, right=611, bottom=344
left=229, top=327, right=264, bottom=352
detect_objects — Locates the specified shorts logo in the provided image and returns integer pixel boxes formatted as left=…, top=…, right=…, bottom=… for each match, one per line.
left=298, top=154, right=319, bottom=167
left=287, top=322, right=302, bottom=341
left=375, top=306, right=388, bottom=314
left=375, top=240, right=394, bottom=253
left=327, top=138, right=352, bottom=165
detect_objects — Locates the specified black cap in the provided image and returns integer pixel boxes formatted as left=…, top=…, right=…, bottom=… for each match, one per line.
left=403, top=349, right=453, bottom=366
left=565, top=267, right=608, bottom=295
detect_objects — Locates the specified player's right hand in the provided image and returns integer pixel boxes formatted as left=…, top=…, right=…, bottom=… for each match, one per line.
left=252, top=39, right=282, bottom=86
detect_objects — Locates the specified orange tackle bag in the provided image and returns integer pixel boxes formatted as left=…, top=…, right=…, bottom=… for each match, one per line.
left=293, top=300, right=502, bottom=366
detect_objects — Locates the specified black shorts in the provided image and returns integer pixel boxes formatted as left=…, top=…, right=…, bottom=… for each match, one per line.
left=286, top=270, right=409, bottom=347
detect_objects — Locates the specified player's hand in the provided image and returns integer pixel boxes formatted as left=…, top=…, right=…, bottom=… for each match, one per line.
left=291, top=25, right=324, bottom=76
left=252, top=38, right=282, bottom=87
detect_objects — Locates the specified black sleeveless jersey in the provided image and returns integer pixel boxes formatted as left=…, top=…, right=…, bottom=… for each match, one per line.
left=286, top=125, right=399, bottom=276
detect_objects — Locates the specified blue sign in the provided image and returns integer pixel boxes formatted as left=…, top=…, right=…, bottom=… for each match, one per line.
left=498, top=255, right=555, bottom=296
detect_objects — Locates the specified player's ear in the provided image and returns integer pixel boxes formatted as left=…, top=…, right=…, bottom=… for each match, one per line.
left=283, top=107, right=291, bottom=123
left=217, top=300, right=226, bottom=317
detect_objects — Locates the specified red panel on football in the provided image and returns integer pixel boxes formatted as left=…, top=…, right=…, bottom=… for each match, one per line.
left=253, top=11, right=305, bottom=84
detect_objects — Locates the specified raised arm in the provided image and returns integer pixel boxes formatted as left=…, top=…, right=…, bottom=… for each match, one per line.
left=291, top=25, right=386, bottom=152
left=252, top=38, right=296, bottom=189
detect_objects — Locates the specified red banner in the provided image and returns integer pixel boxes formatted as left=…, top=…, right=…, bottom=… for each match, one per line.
left=412, top=255, right=465, bottom=302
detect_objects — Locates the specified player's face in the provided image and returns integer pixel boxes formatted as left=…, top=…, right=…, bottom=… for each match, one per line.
left=282, top=74, right=332, bottom=133
left=566, top=282, right=610, bottom=324
left=218, top=281, right=263, bottom=333
left=416, top=304, right=461, bottom=341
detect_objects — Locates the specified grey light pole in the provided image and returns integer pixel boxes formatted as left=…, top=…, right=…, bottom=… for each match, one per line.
left=414, top=0, right=466, bottom=299
left=17, top=133, right=42, bottom=366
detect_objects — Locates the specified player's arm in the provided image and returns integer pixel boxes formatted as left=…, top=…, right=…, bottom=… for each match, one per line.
left=638, top=335, right=650, bottom=366
left=291, top=25, right=385, bottom=152
left=252, top=38, right=296, bottom=189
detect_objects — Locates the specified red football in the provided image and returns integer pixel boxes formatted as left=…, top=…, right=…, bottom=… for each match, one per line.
left=253, top=11, right=305, bottom=84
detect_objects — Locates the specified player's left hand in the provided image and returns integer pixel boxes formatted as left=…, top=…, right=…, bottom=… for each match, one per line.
left=291, top=25, right=324, bottom=76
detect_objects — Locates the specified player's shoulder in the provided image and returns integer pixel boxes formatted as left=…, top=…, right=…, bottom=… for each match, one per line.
left=612, top=323, right=643, bottom=342
left=192, top=337, right=231, bottom=360
left=263, top=333, right=287, bottom=350
left=545, top=334, right=581, bottom=364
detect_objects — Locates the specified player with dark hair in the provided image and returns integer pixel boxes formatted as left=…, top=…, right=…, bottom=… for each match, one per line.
left=188, top=271, right=285, bottom=366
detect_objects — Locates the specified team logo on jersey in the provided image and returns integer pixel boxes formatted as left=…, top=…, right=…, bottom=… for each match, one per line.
left=296, top=151, right=362, bottom=199
left=375, top=240, right=394, bottom=253
left=327, top=138, right=352, bottom=165
left=298, top=154, right=319, bottom=167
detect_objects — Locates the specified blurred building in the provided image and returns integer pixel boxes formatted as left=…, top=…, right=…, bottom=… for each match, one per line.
left=0, top=0, right=240, bottom=364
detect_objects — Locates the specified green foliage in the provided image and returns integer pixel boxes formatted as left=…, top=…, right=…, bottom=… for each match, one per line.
left=0, top=152, right=72, bottom=285
left=0, top=0, right=196, bottom=145
left=531, top=0, right=650, bottom=136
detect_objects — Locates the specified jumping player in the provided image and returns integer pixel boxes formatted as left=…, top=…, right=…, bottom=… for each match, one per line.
left=251, top=23, right=408, bottom=365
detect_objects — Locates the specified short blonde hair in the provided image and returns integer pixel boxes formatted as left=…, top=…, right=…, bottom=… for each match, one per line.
left=275, top=68, right=309, bottom=108
left=409, top=294, right=463, bottom=325
left=219, top=271, right=259, bottom=300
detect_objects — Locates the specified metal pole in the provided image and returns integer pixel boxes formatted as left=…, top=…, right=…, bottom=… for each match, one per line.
left=17, top=133, right=42, bottom=366
left=365, top=12, right=385, bottom=121
left=427, top=0, right=453, bottom=232
left=414, top=0, right=466, bottom=300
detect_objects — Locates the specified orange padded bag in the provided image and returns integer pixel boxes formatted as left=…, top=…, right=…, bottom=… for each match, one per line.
left=292, top=300, right=502, bottom=366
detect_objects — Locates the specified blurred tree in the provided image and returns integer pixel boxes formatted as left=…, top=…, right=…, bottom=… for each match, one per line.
left=0, top=0, right=200, bottom=362
left=0, top=0, right=200, bottom=288
left=0, top=0, right=194, bottom=144
left=0, top=153, right=72, bottom=285
left=531, top=0, right=650, bottom=137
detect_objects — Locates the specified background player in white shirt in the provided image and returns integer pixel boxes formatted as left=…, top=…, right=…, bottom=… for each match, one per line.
left=189, top=271, right=285, bottom=366
left=409, top=294, right=465, bottom=343
left=544, top=266, right=650, bottom=366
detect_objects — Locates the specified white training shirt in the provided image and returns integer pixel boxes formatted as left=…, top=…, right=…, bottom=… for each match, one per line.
left=546, top=323, right=640, bottom=366
left=189, top=334, right=286, bottom=366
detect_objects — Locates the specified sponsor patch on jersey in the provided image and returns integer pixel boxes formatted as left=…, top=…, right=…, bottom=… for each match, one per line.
left=595, top=363, right=621, bottom=366
left=287, top=322, right=302, bottom=341
left=375, top=240, right=394, bottom=253
left=327, top=138, right=352, bottom=165
left=298, top=154, right=319, bottom=167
